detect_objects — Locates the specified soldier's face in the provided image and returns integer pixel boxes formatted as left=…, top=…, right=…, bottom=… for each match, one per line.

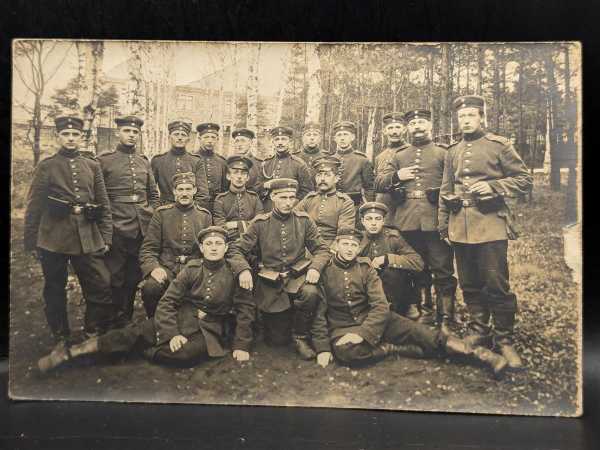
left=56, top=129, right=83, bottom=150
left=173, top=182, right=197, bottom=206
left=302, top=130, right=321, bottom=148
left=118, top=126, right=140, bottom=147
left=407, top=118, right=432, bottom=140
left=457, top=108, right=483, bottom=134
left=200, top=236, right=228, bottom=261
left=315, top=168, right=339, bottom=193
left=361, top=212, right=385, bottom=235
left=337, top=238, right=360, bottom=261
left=271, top=191, right=297, bottom=214
left=272, top=135, right=291, bottom=153
left=199, top=132, right=218, bottom=150
left=170, top=130, right=190, bottom=149
left=334, top=131, right=355, bottom=149
left=383, top=123, right=405, bottom=142
left=226, top=168, right=249, bottom=189
left=234, top=136, right=252, bottom=155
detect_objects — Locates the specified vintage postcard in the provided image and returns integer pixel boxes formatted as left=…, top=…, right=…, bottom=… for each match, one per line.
left=9, top=40, right=582, bottom=416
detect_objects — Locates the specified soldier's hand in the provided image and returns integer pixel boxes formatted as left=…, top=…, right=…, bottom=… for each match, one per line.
left=103, top=244, right=111, bottom=254
left=468, top=181, right=493, bottom=195
left=335, top=333, right=364, bottom=346
left=305, top=268, right=320, bottom=284
left=317, top=351, right=333, bottom=368
left=239, top=270, right=254, bottom=290
left=371, top=255, right=386, bottom=270
left=169, top=335, right=188, bottom=353
left=397, top=165, right=418, bottom=181
left=233, top=349, right=250, bottom=362
left=150, top=267, right=169, bottom=284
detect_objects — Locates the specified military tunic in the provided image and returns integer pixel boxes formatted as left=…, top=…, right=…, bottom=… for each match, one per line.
left=194, top=148, right=228, bottom=207
left=151, top=148, right=210, bottom=207
left=294, top=146, right=327, bottom=178
left=358, top=228, right=424, bottom=314
left=374, top=143, right=410, bottom=227
left=98, top=143, right=160, bottom=321
left=235, top=152, right=263, bottom=194
left=311, top=255, right=442, bottom=365
left=334, top=148, right=375, bottom=204
left=438, top=130, right=533, bottom=344
left=258, top=152, right=314, bottom=202
left=213, top=189, right=264, bottom=233
left=96, top=258, right=255, bottom=365
left=24, top=147, right=114, bottom=336
left=294, top=190, right=355, bottom=246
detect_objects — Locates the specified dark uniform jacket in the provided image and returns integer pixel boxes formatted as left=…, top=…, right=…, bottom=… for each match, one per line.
left=312, top=255, right=391, bottom=353
left=228, top=209, right=330, bottom=313
left=98, top=144, right=160, bottom=239
left=213, top=189, right=264, bottom=233
left=154, top=259, right=255, bottom=356
left=24, top=147, right=112, bottom=254
left=139, top=203, right=213, bottom=278
left=359, top=228, right=425, bottom=272
left=376, top=140, right=447, bottom=231
left=194, top=148, right=228, bottom=197
left=233, top=152, right=263, bottom=194
left=258, top=152, right=314, bottom=200
left=293, top=146, right=327, bottom=178
left=294, top=190, right=355, bottom=246
left=334, top=148, right=375, bottom=202
left=438, top=131, right=533, bottom=244
left=150, top=148, right=210, bottom=207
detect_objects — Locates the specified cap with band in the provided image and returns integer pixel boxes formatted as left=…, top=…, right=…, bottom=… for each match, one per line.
left=197, top=226, right=229, bottom=243
left=168, top=120, right=192, bottom=134
left=382, top=112, right=405, bottom=125
left=312, top=155, right=342, bottom=172
left=115, top=115, right=144, bottom=129
left=264, top=178, right=298, bottom=195
left=55, top=116, right=84, bottom=132
left=303, top=122, right=321, bottom=134
left=172, top=172, right=196, bottom=187
left=270, top=126, right=294, bottom=138
left=359, top=201, right=389, bottom=217
left=336, top=228, right=362, bottom=243
left=232, top=128, right=255, bottom=139
left=226, top=155, right=253, bottom=170
left=332, top=121, right=357, bottom=135
left=404, top=109, right=432, bottom=123
left=196, top=123, right=220, bottom=136
left=452, top=95, right=485, bottom=112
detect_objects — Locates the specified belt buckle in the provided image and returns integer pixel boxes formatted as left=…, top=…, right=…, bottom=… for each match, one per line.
left=197, top=309, right=207, bottom=319
left=462, top=199, right=473, bottom=207
left=72, top=205, right=83, bottom=215
left=131, top=194, right=139, bottom=202
left=280, top=271, right=290, bottom=280
left=414, top=190, right=424, bottom=198
left=177, top=255, right=187, bottom=264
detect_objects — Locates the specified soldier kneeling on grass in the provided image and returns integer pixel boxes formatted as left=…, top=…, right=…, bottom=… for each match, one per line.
left=38, top=226, right=255, bottom=372
left=310, top=228, right=509, bottom=379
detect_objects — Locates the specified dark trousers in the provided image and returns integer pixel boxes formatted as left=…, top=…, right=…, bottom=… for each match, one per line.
left=332, top=312, right=445, bottom=367
left=97, top=318, right=208, bottom=367
left=378, top=268, right=416, bottom=315
left=261, top=283, right=321, bottom=346
left=140, top=270, right=174, bottom=318
left=39, top=249, right=114, bottom=336
left=104, top=232, right=143, bottom=322
left=453, top=240, right=517, bottom=344
left=401, top=230, right=457, bottom=296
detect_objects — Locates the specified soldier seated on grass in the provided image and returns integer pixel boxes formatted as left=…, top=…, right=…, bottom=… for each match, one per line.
left=311, top=228, right=509, bottom=379
left=38, top=226, right=255, bottom=372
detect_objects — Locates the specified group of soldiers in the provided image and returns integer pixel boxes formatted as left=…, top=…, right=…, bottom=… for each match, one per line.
left=27, top=94, right=533, bottom=380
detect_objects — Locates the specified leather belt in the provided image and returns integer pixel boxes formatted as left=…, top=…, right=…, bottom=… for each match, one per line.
left=406, top=190, right=426, bottom=199
left=462, top=199, right=476, bottom=207
left=110, top=194, right=146, bottom=203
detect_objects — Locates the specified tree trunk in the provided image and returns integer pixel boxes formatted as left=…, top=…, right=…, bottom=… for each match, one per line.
left=76, top=41, right=104, bottom=153
left=32, top=95, right=42, bottom=166
left=477, top=44, right=485, bottom=95
left=304, top=44, right=322, bottom=125
left=246, top=44, right=261, bottom=156
left=543, top=48, right=562, bottom=191
left=365, top=107, right=376, bottom=162
left=563, top=45, right=578, bottom=223
left=439, top=44, right=450, bottom=139
left=492, top=46, right=502, bottom=132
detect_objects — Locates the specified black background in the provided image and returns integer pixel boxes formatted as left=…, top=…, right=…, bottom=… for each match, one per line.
left=0, top=0, right=597, bottom=448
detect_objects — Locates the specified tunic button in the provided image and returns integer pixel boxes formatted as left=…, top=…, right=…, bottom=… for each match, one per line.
left=75, top=188, right=79, bottom=191
left=416, top=183, right=422, bottom=187
left=76, top=195, right=81, bottom=199
left=464, top=168, right=470, bottom=172
left=70, top=159, right=74, bottom=162
left=467, top=143, right=472, bottom=147
left=74, top=180, right=78, bottom=184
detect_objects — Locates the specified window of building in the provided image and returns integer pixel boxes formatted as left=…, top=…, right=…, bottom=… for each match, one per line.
left=176, top=94, right=194, bottom=111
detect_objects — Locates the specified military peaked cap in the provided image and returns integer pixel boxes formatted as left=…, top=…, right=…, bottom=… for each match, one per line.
left=226, top=155, right=253, bottom=170
left=453, top=95, right=486, bottom=112
left=197, top=226, right=229, bottom=243
left=55, top=116, right=84, bottom=132
left=404, top=109, right=432, bottom=122
left=264, top=178, right=298, bottom=194
left=196, top=123, right=220, bottom=136
left=312, top=155, right=342, bottom=172
left=115, top=115, right=144, bottom=129
left=382, top=112, right=405, bottom=125
left=302, top=122, right=322, bottom=134
left=168, top=120, right=192, bottom=134
left=232, top=128, right=255, bottom=139
left=332, top=121, right=357, bottom=134
left=171, top=171, right=196, bottom=187
left=270, top=126, right=294, bottom=138
left=336, top=228, right=362, bottom=243
left=359, top=201, right=389, bottom=217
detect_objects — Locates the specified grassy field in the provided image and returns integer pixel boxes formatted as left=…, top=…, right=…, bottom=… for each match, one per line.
left=8, top=173, right=581, bottom=416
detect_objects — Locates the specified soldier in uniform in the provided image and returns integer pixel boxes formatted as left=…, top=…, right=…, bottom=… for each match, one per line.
left=294, top=155, right=355, bottom=248
left=194, top=122, right=228, bottom=210
left=139, top=172, right=213, bottom=318
left=376, top=109, right=458, bottom=332
left=231, top=128, right=262, bottom=194
left=98, top=116, right=160, bottom=325
left=358, top=202, right=424, bottom=318
left=150, top=120, right=210, bottom=208
left=24, top=116, right=115, bottom=341
left=311, top=228, right=508, bottom=379
left=439, top=95, right=533, bottom=369
left=213, top=155, right=264, bottom=239
left=258, top=126, right=314, bottom=210
left=38, top=226, right=256, bottom=372
left=331, top=121, right=375, bottom=224
left=293, top=122, right=327, bottom=179
left=227, top=178, right=330, bottom=359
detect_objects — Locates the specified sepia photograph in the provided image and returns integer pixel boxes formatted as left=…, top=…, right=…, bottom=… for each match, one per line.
left=9, top=40, right=582, bottom=417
